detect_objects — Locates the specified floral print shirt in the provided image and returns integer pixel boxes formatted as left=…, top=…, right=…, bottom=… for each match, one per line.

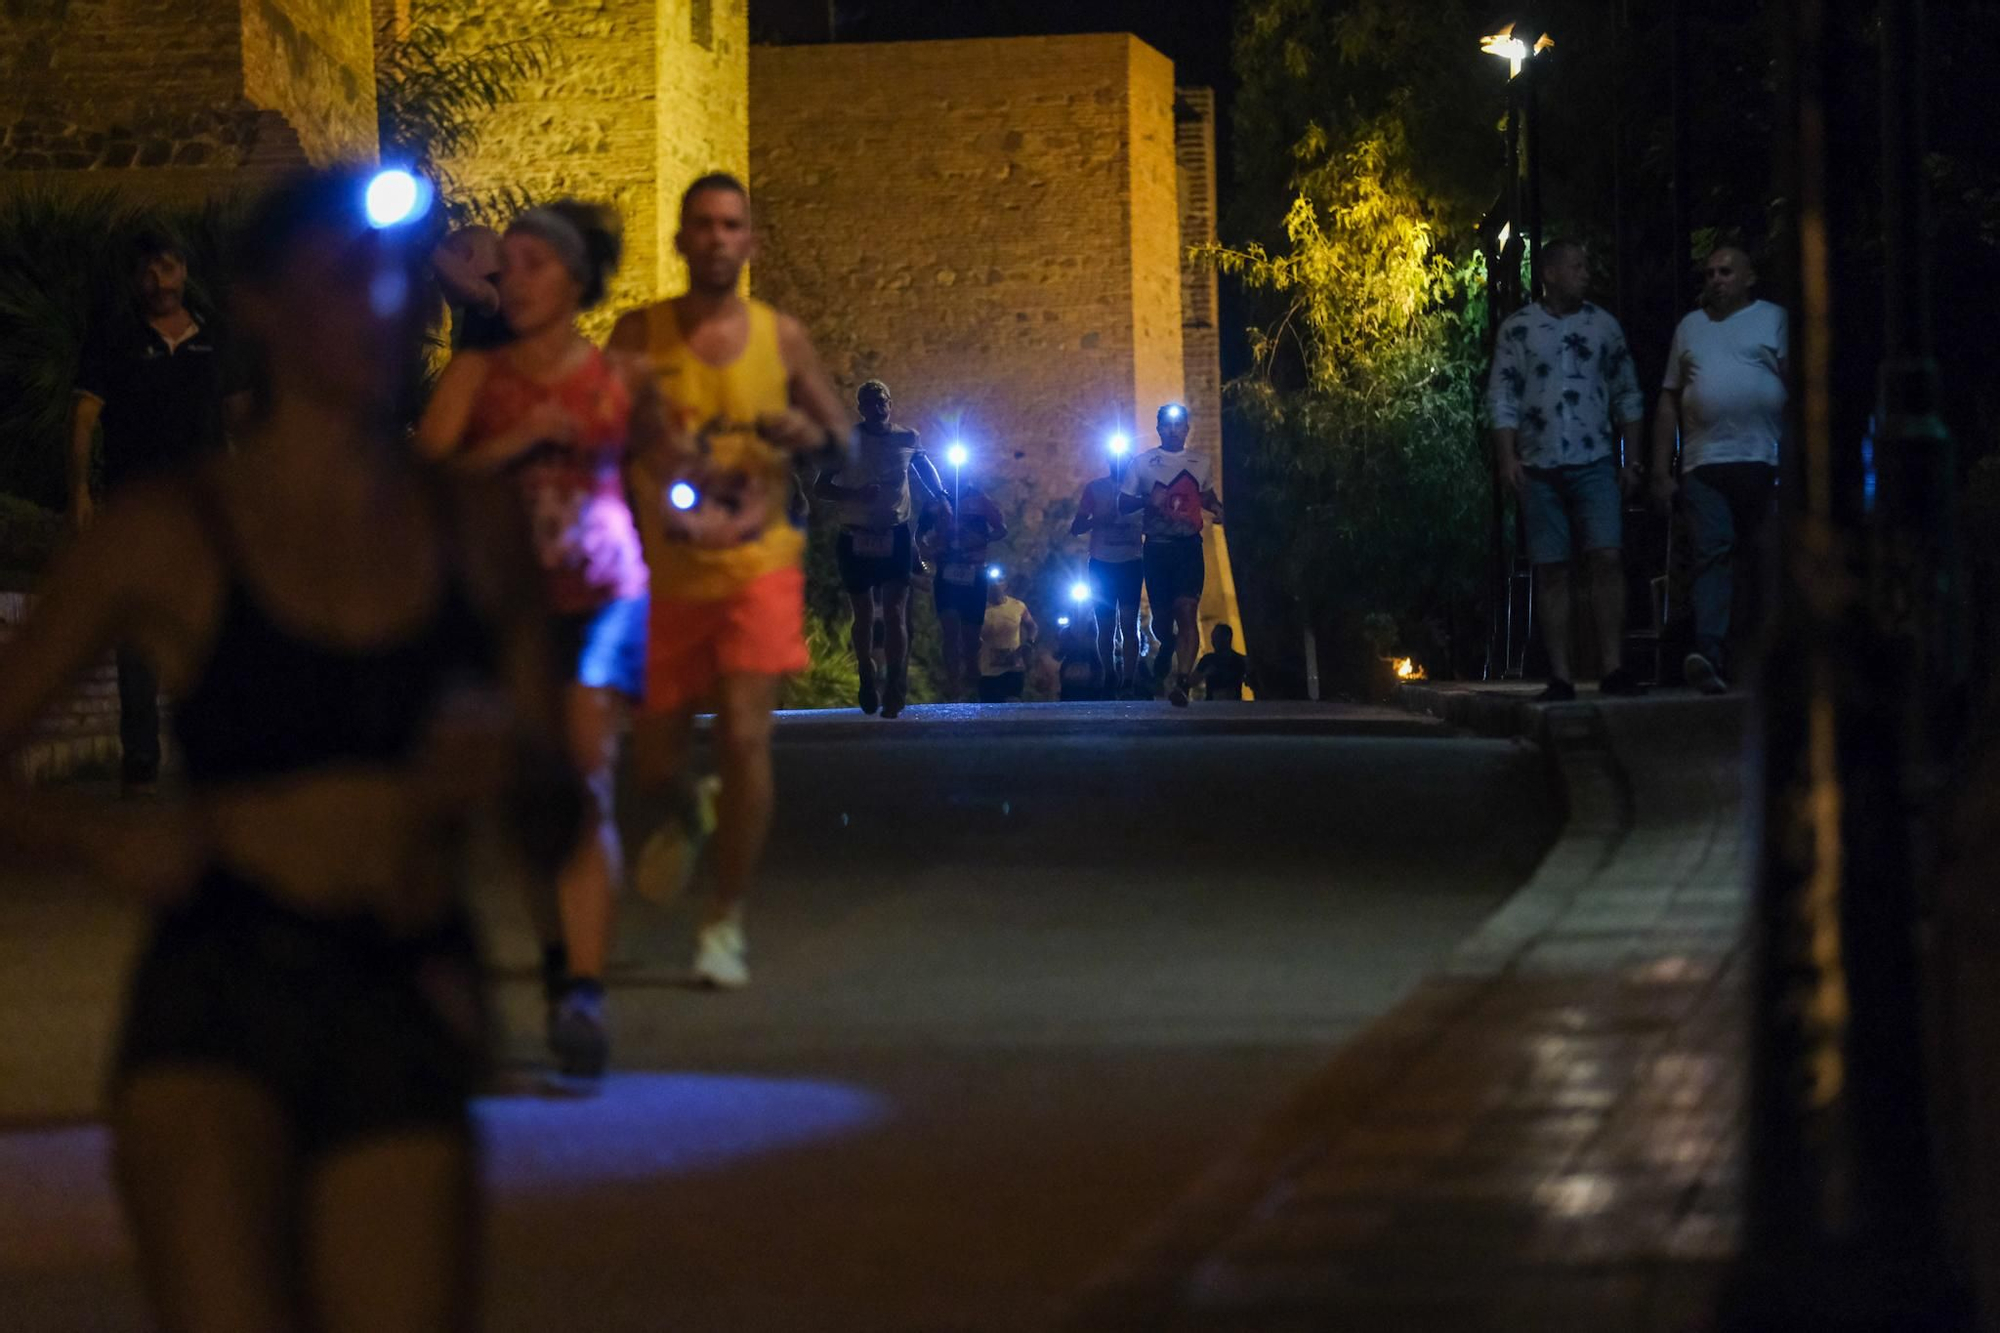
left=1486, top=301, right=1645, bottom=469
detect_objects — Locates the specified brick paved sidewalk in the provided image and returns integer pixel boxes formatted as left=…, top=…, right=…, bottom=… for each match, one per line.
left=1067, top=687, right=1750, bottom=1332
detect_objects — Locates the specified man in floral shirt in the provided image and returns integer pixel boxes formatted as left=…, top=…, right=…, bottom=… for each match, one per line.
left=1487, top=240, right=1647, bottom=700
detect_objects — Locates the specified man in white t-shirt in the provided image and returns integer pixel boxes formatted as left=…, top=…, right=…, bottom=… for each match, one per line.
left=1650, top=246, right=1789, bottom=694
left=1120, top=403, right=1223, bottom=707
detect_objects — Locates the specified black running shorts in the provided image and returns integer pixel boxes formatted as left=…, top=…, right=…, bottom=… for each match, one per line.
left=1142, top=537, right=1205, bottom=609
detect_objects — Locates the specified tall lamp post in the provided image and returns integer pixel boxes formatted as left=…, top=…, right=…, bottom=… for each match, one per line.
left=1480, top=23, right=1554, bottom=680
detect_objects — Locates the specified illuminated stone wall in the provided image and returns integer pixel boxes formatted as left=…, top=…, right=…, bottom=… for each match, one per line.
left=1172, top=85, right=1245, bottom=652
left=425, top=0, right=749, bottom=331
left=240, top=0, right=379, bottom=164
left=749, top=34, right=1187, bottom=549
left=0, top=0, right=375, bottom=198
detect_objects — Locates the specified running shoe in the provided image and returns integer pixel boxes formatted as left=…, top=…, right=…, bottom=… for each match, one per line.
left=550, top=985, right=610, bottom=1078
left=633, top=775, right=721, bottom=907
left=1534, top=678, right=1577, bottom=703
left=858, top=670, right=880, bottom=715
left=691, top=913, right=750, bottom=989
left=1684, top=652, right=1729, bottom=696
left=1168, top=675, right=1191, bottom=708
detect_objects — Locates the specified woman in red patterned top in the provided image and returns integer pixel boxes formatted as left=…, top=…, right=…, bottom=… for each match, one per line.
left=418, top=200, right=647, bottom=1078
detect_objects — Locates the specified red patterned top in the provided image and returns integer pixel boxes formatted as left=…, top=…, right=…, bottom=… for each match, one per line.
left=466, top=347, right=648, bottom=613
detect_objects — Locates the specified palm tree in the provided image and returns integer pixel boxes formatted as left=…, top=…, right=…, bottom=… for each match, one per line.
left=375, top=10, right=553, bottom=226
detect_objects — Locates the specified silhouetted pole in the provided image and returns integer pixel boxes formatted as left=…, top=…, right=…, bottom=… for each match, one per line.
left=1732, top=0, right=1968, bottom=1327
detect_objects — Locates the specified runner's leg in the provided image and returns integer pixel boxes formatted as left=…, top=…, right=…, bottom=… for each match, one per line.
left=882, top=578, right=912, bottom=714
left=939, top=610, right=966, bottom=698
left=557, top=683, right=622, bottom=984
left=304, top=1130, right=480, bottom=1333
left=848, top=587, right=879, bottom=712
left=708, top=672, right=784, bottom=925
left=112, top=1069, right=299, bottom=1333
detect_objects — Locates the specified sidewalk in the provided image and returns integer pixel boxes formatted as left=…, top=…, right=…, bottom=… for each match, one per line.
left=1066, top=682, right=1751, bottom=1331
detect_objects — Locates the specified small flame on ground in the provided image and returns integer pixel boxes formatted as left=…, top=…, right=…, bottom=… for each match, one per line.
left=1393, top=657, right=1425, bottom=681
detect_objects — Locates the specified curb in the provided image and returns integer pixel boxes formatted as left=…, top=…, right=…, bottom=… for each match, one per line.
left=1063, top=684, right=1748, bottom=1330
left=758, top=701, right=1449, bottom=744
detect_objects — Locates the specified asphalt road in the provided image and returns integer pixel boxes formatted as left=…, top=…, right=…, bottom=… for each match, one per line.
left=0, top=703, right=1558, bottom=1331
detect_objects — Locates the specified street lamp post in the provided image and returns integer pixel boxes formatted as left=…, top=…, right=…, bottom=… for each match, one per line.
left=1480, top=23, right=1553, bottom=681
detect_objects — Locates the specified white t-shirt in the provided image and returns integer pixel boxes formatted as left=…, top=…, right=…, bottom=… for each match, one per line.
left=1081, top=475, right=1144, bottom=563
left=1122, top=446, right=1215, bottom=540
left=830, top=424, right=921, bottom=528
left=1663, top=300, right=1788, bottom=470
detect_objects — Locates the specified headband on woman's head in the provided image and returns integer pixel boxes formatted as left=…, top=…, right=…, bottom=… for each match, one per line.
left=508, top=207, right=591, bottom=289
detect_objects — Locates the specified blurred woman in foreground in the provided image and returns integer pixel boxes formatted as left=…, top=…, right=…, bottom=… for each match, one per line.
left=0, top=170, right=576, bottom=1332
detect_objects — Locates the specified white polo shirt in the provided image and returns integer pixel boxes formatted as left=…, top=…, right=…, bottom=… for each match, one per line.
left=1663, top=299, right=1788, bottom=470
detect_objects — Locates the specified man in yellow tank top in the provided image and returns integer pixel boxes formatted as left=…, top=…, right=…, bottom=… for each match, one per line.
left=609, top=173, right=849, bottom=989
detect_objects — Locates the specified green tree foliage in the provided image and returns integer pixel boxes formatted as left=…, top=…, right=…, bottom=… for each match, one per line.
left=374, top=5, right=551, bottom=226
left=1220, top=1, right=1496, bottom=690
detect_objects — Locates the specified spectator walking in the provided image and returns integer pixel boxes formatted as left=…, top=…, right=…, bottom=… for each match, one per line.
left=1650, top=246, right=1788, bottom=694
left=69, top=232, right=249, bottom=795
left=1487, top=240, right=1648, bottom=700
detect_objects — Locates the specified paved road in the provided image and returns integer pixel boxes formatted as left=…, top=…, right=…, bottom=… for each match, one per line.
left=1, top=704, right=1558, bottom=1331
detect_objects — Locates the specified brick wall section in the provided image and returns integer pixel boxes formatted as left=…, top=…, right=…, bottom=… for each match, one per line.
left=0, top=591, right=128, bottom=784
left=0, top=0, right=369, bottom=197
left=1172, top=85, right=1247, bottom=653
left=240, top=0, right=379, bottom=164
left=750, top=35, right=1185, bottom=546
left=653, top=0, right=749, bottom=296
left=431, top=0, right=748, bottom=336
left=1175, top=87, right=1221, bottom=467
left=1128, top=42, right=1185, bottom=443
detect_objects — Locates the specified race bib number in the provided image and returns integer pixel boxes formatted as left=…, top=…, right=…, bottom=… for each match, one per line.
left=940, top=562, right=977, bottom=586
left=850, top=529, right=895, bottom=559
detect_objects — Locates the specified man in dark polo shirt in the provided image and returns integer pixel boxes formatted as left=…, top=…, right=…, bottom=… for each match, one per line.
left=68, top=233, right=245, bottom=794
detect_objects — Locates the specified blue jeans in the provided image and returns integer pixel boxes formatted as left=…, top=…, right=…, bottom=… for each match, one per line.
left=1682, top=462, right=1777, bottom=673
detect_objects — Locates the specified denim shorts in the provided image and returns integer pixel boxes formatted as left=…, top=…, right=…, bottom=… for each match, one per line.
left=550, top=593, right=649, bottom=698
left=1521, top=458, right=1623, bottom=565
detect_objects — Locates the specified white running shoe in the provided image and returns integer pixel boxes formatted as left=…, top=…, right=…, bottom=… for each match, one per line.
left=691, top=914, right=750, bottom=989
left=633, top=775, right=721, bottom=906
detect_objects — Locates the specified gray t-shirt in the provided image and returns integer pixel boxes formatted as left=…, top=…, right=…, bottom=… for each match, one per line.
left=831, top=424, right=922, bottom=529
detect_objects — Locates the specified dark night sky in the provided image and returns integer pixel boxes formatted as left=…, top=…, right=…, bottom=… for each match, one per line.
left=752, top=1, right=1242, bottom=153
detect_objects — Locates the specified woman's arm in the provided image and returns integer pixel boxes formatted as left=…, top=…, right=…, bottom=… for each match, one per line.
left=0, top=491, right=217, bottom=895
left=414, top=352, right=490, bottom=463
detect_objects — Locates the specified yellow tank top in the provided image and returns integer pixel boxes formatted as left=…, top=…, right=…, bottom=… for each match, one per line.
left=639, top=298, right=805, bottom=601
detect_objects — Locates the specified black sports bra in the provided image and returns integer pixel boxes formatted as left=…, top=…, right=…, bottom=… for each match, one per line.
left=170, top=477, right=498, bottom=785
